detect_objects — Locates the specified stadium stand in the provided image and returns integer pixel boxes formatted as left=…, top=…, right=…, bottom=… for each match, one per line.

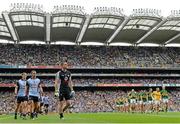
left=1, top=78, right=180, bottom=85
left=0, top=44, right=180, bottom=68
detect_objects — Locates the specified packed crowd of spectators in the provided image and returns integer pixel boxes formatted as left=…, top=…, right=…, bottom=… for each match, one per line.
left=0, top=90, right=179, bottom=114
left=72, top=78, right=180, bottom=85
left=0, top=44, right=180, bottom=68
left=0, top=78, right=180, bottom=86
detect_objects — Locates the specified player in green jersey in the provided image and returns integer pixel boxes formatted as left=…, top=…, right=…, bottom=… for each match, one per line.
left=147, top=88, right=153, bottom=113
left=128, top=89, right=137, bottom=113
left=160, top=86, right=169, bottom=112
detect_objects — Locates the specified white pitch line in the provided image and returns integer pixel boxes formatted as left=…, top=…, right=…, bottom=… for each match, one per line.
left=0, top=116, right=12, bottom=120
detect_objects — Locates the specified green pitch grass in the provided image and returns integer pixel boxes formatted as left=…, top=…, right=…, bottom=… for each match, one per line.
left=0, top=112, right=180, bottom=123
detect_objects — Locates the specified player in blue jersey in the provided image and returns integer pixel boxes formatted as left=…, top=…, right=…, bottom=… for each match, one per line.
left=55, top=62, right=75, bottom=119
left=39, top=93, right=45, bottom=114
left=43, top=93, right=49, bottom=115
left=14, top=72, right=28, bottom=119
left=26, top=70, right=43, bottom=120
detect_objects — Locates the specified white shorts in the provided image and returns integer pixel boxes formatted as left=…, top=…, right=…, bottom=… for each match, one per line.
left=139, top=101, right=143, bottom=104
left=154, top=100, right=160, bottom=105
left=162, top=99, right=169, bottom=103
left=148, top=100, right=153, bottom=104
left=120, top=105, right=124, bottom=107
left=116, top=105, right=120, bottom=107
left=117, top=104, right=124, bottom=107
left=125, top=103, right=129, bottom=106
left=143, top=101, right=148, bottom=105
left=130, top=99, right=136, bottom=104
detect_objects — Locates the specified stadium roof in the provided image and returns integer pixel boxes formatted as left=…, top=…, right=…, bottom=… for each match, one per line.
left=1, top=0, right=180, bottom=46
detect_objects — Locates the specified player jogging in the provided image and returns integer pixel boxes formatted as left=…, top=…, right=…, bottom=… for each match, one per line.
left=43, top=93, right=49, bottom=115
left=26, top=70, right=43, bottom=120
left=128, top=89, right=137, bottom=113
left=115, top=97, right=124, bottom=112
left=14, top=72, right=28, bottom=119
left=138, top=91, right=144, bottom=113
left=152, top=88, right=161, bottom=114
left=54, top=62, right=75, bottom=119
left=141, top=90, right=148, bottom=113
left=161, top=86, right=169, bottom=112
left=39, top=93, right=44, bottom=114
left=147, top=88, right=153, bottom=113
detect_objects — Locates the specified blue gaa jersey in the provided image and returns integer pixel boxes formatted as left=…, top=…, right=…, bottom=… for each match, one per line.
left=43, top=96, right=49, bottom=105
left=17, top=79, right=27, bottom=97
left=27, top=78, right=41, bottom=97
left=40, top=96, right=44, bottom=103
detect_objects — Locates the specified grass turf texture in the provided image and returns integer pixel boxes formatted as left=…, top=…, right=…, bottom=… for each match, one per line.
left=0, top=112, right=180, bottom=123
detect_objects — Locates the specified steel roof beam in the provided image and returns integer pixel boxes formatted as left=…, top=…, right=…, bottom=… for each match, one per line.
left=164, top=33, right=180, bottom=44
left=46, top=13, right=51, bottom=44
left=76, top=15, right=91, bottom=44
left=136, top=19, right=167, bottom=44
left=107, top=17, right=130, bottom=44
left=2, top=12, right=19, bottom=43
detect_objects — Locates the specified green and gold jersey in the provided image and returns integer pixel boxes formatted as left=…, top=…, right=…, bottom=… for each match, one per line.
left=138, top=92, right=143, bottom=101
left=116, top=98, right=124, bottom=105
left=136, top=93, right=140, bottom=101
left=147, top=91, right=153, bottom=101
left=142, top=92, right=148, bottom=102
left=128, top=91, right=137, bottom=99
left=161, top=90, right=168, bottom=99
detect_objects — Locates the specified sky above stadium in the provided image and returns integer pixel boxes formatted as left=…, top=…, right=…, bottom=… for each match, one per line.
left=0, top=0, right=180, bottom=16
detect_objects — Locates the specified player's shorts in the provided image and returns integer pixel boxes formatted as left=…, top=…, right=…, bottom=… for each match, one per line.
left=154, top=100, right=160, bottom=105
left=162, top=98, right=169, bottom=103
left=59, top=90, right=71, bottom=101
left=148, top=100, right=153, bottom=104
left=138, top=101, right=143, bottom=104
left=44, top=104, right=49, bottom=108
left=119, top=104, right=124, bottom=107
left=130, top=99, right=136, bottom=104
left=143, top=101, right=148, bottom=105
left=29, top=96, right=39, bottom=103
left=17, top=96, right=28, bottom=103
left=40, top=103, right=44, bottom=107
left=125, top=103, right=129, bottom=106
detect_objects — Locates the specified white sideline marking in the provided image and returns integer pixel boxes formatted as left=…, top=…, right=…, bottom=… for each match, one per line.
left=0, top=116, right=12, bottom=120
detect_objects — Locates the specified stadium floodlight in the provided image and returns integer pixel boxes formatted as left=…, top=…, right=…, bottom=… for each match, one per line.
left=10, top=3, right=44, bottom=13
left=169, top=10, right=180, bottom=18
left=52, top=5, right=85, bottom=15
left=93, top=7, right=124, bottom=16
left=131, top=8, right=161, bottom=18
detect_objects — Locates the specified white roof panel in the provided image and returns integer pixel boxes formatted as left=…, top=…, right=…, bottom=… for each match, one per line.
left=104, top=24, right=116, bottom=29
left=111, top=19, right=120, bottom=25
left=12, top=15, right=19, bottom=21
left=163, top=21, right=180, bottom=26
left=127, top=19, right=139, bottom=25
left=19, top=15, right=26, bottom=21
left=76, top=18, right=83, bottom=23
left=137, top=19, right=157, bottom=26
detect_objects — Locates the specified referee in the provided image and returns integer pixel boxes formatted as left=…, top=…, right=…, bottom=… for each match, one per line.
left=54, top=62, right=75, bottom=119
